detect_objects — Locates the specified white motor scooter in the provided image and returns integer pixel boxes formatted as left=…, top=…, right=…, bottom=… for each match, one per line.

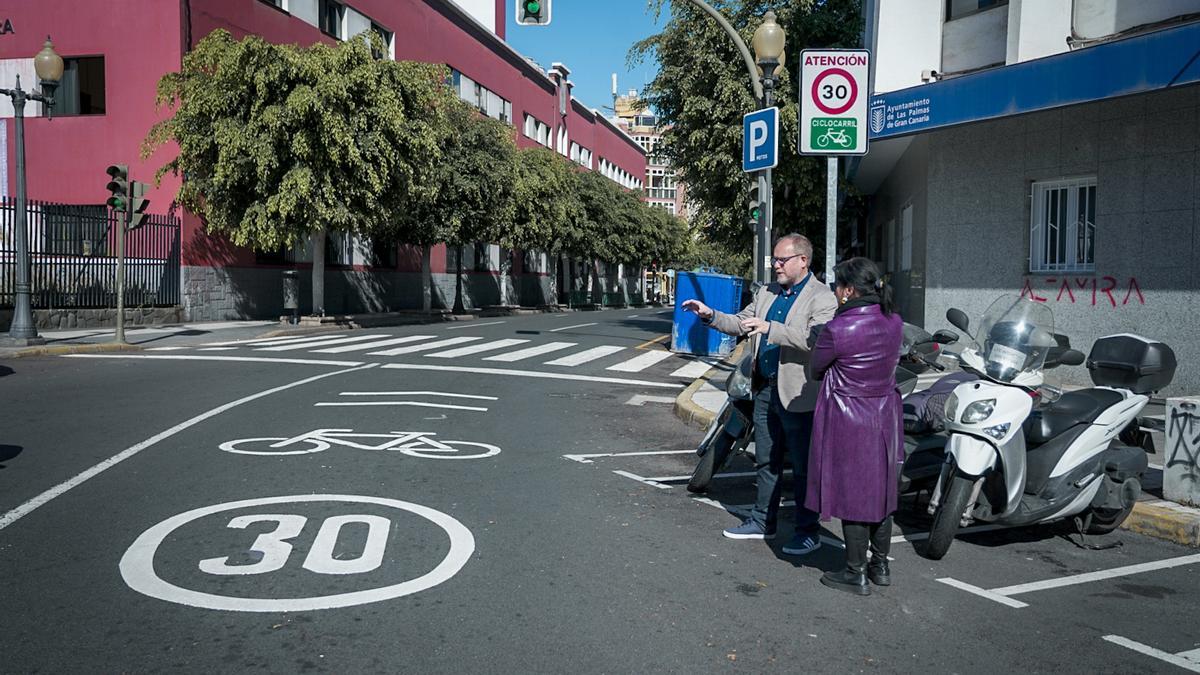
left=923, top=295, right=1176, bottom=560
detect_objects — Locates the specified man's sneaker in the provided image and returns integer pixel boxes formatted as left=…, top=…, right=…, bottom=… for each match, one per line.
left=723, top=519, right=776, bottom=540
left=782, top=533, right=822, bottom=556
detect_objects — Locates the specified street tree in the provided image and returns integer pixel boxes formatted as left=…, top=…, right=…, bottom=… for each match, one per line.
left=631, top=0, right=864, bottom=277
left=507, top=147, right=584, bottom=305
left=145, top=29, right=455, bottom=314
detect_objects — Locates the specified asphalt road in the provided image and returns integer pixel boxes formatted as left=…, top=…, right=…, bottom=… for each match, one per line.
left=1, top=309, right=1196, bottom=673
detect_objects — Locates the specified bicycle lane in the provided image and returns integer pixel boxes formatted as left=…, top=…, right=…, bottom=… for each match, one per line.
left=0, top=353, right=690, bottom=671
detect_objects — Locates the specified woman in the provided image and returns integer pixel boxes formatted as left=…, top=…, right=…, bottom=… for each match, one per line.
left=805, top=257, right=904, bottom=597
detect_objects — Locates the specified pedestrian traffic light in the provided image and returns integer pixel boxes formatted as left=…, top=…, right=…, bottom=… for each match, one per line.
left=128, top=181, right=151, bottom=230
left=516, top=0, right=551, bottom=25
left=748, top=184, right=762, bottom=231
left=105, top=164, right=129, bottom=212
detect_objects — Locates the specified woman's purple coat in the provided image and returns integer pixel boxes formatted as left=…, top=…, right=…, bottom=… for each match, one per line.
left=804, top=304, right=904, bottom=523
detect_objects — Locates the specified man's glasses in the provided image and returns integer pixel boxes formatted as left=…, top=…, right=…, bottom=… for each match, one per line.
left=771, top=253, right=804, bottom=266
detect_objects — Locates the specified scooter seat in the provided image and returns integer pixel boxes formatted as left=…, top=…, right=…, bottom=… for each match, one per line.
left=1023, top=388, right=1125, bottom=445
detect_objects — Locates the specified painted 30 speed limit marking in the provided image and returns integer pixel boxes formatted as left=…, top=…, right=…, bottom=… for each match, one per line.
left=119, top=494, right=474, bottom=612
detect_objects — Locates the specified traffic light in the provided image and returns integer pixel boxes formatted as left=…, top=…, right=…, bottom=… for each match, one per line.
left=747, top=184, right=762, bottom=231
left=105, top=164, right=129, bottom=212
left=128, top=181, right=151, bottom=230
left=516, top=0, right=551, bottom=25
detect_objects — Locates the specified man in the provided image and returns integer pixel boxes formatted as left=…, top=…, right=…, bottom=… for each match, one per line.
left=682, top=234, right=837, bottom=554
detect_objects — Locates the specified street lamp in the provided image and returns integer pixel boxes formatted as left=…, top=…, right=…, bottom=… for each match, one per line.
left=751, top=12, right=785, bottom=285
left=1, top=37, right=63, bottom=346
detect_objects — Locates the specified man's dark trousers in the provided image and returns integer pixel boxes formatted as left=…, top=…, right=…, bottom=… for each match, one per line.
left=749, top=384, right=820, bottom=535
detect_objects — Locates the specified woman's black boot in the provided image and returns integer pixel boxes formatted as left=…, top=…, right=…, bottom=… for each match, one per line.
left=822, top=522, right=871, bottom=596
left=867, top=516, right=892, bottom=586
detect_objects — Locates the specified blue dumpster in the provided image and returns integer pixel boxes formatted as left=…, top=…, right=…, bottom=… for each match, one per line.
left=671, top=271, right=745, bottom=356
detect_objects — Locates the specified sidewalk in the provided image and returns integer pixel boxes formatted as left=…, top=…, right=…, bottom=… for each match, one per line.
left=672, top=348, right=1200, bottom=548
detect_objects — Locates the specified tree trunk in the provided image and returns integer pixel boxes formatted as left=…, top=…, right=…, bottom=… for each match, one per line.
left=421, top=245, right=432, bottom=312
left=312, top=227, right=326, bottom=316
left=453, top=244, right=466, bottom=314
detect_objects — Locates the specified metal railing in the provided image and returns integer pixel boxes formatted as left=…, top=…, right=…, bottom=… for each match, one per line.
left=0, top=198, right=180, bottom=308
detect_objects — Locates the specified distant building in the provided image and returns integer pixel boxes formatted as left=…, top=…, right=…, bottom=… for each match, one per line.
left=612, top=90, right=690, bottom=222
left=854, top=0, right=1200, bottom=394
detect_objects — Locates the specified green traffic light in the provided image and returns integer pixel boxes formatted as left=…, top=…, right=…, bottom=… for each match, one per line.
left=525, top=0, right=540, bottom=12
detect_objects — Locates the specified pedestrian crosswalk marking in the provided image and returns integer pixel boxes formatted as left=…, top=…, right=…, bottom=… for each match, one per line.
left=255, top=334, right=388, bottom=352
left=543, top=345, right=624, bottom=366
left=367, top=336, right=480, bottom=356
left=482, top=341, right=577, bottom=362
left=607, top=350, right=674, bottom=373
left=312, top=335, right=435, bottom=354
left=670, top=359, right=715, bottom=379
left=427, top=338, right=529, bottom=358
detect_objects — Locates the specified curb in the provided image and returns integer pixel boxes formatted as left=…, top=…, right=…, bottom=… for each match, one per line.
left=1122, top=499, right=1200, bottom=547
left=0, top=341, right=143, bottom=359
left=673, top=342, right=746, bottom=431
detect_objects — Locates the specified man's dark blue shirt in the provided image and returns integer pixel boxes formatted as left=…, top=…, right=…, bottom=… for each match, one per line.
left=757, top=272, right=810, bottom=380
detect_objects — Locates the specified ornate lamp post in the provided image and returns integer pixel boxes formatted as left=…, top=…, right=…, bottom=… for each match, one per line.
left=2, top=37, right=64, bottom=345
left=752, top=12, right=785, bottom=284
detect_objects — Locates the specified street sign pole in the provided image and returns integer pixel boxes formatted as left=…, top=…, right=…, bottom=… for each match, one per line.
left=826, top=157, right=837, bottom=283
left=742, top=106, right=779, bottom=284
left=115, top=198, right=127, bottom=344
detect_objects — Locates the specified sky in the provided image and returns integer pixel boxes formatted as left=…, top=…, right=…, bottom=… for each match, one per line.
left=503, top=1, right=671, bottom=115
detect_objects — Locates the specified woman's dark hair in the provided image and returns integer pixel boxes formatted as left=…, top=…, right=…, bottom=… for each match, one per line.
left=834, top=256, right=895, bottom=315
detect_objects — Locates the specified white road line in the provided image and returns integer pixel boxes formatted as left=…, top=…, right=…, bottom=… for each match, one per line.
left=670, top=360, right=715, bottom=379
left=889, top=522, right=1011, bottom=544
left=549, top=322, right=597, bottom=332
left=0, top=364, right=376, bottom=532
left=256, top=334, right=387, bottom=351
left=63, top=354, right=365, bottom=367
left=563, top=449, right=695, bottom=464
left=314, top=401, right=488, bottom=411
left=990, top=553, right=1200, bottom=597
left=1103, top=636, right=1200, bottom=672
left=936, top=578, right=1030, bottom=609
left=200, top=334, right=325, bottom=347
left=612, top=470, right=672, bottom=490
left=312, top=335, right=435, bottom=353
left=368, top=336, right=480, bottom=356
left=446, top=321, right=505, bottom=330
left=197, top=347, right=239, bottom=352
left=1179, top=648, right=1200, bottom=662
left=607, top=350, right=674, bottom=373
left=544, top=345, right=624, bottom=366
left=426, top=338, right=528, bottom=358
left=627, top=315, right=640, bottom=319
left=146, top=346, right=188, bottom=351
left=380, top=363, right=683, bottom=389
left=625, top=394, right=677, bottom=406
left=337, top=391, right=498, bottom=400
left=483, top=341, right=577, bottom=362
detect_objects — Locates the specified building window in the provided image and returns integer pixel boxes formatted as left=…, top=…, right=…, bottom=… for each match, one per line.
left=319, top=0, right=345, bottom=38
left=370, top=22, right=393, bottom=59
left=474, top=243, right=491, bottom=272
left=1030, top=177, right=1096, bottom=273
left=47, top=57, right=105, bottom=116
left=945, top=0, right=1007, bottom=21
left=371, top=238, right=396, bottom=268
left=258, top=0, right=285, bottom=9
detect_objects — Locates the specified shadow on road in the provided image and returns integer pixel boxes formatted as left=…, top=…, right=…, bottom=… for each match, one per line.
left=0, top=444, right=24, bottom=468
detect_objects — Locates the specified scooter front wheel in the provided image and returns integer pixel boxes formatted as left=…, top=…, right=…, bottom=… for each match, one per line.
left=924, top=471, right=973, bottom=560
left=687, top=433, right=736, bottom=493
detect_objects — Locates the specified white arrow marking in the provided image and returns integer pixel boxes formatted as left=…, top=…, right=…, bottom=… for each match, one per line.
left=624, top=394, right=677, bottom=406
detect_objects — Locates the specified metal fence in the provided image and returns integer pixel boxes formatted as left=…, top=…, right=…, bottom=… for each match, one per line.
left=0, top=198, right=181, bottom=308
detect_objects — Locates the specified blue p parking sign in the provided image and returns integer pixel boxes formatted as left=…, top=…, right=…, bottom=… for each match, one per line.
left=742, top=106, right=779, bottom=172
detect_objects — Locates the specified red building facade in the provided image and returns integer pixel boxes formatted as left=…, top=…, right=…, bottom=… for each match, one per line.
left=0, top=0, right=646, bottom=319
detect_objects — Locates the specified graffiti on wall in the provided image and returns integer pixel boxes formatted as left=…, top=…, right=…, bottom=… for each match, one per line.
left=1019, top=276, right=1144, bottom=307
left=1167, top=401, right=1200, bottom=491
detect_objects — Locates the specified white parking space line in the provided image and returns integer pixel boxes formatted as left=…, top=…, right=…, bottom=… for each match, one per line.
left=369, top=336, right=480, bottom=356
left=612, top=470, right=673, bottom=489
left=670, top=359, right=715, bottom=379
left=337, top=391, right=498, bottom=400
left=312, top=335, right=434, bottom=353
left=607, top=350, right=674, bottom=372
left=314, top=401, right=489, bottom=411
left=1103, top=636, right=1200, bottom=673
left=544, top=345, right=624, bottom=366
left=256, top=334, right=387, bottom=351
left=483, top=341, right=576, bottom=362
left=937, top=579, right=1030, bottom=609
left=446, top=321, right=505, bottom=330
left=890, top=522, right=1010, bottom=544
left=64, top=354, right=365, bottom=367
left=625, top=394, right=676, bottom=406
left=197, top=347, right=239, bottom=351
left=427, top=338, right=528, bottom=358
left=0, top=364, right=376, bottom=531
left=563, top=449, right=694, bottom=464
left=549, top=322, right=597, bottom=332
left=381, top=363, right=684, bottom=389
left=147, top=346, right=188, bottom=351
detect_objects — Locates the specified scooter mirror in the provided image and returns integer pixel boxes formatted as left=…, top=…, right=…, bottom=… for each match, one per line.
left=932, top=329, right=959, bottom=345
left=946, top=308, right=970, bottom=334
left=1058, top=348, right=1086, bottom=366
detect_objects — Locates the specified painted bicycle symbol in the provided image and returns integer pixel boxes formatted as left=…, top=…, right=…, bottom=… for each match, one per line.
left=219, top=429, right=501, bottom=459
left=816, top=128, right=853, bottom=148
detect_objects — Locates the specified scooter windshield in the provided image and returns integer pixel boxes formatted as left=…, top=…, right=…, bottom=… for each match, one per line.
left=973, top=295, right=1055, bottom=383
